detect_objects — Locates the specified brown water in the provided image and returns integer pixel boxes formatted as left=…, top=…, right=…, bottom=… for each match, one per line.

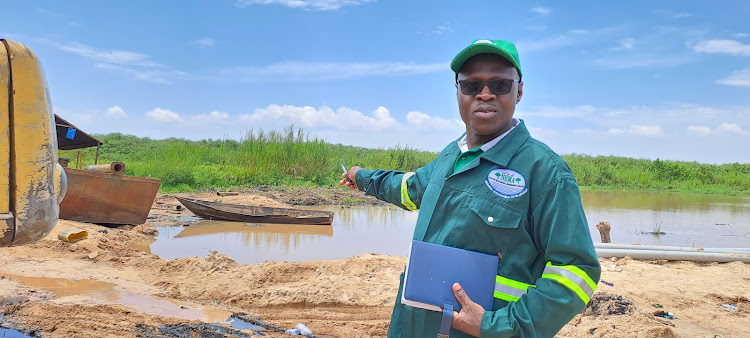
left=0, top=273, right=232, bottom=323
left=149, top=205, right=418, bottom=265
left=147, top=191, right=750, bottom=264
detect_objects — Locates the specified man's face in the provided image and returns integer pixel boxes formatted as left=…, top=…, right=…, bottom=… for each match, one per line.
left=456, top=54, right=523, bottom=144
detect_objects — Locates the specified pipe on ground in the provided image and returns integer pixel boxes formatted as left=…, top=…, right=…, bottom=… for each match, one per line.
left=595, top=248, right=750, bottom=263
left=595, top=243, right=750, bottom=254
left=84, top=162, right=125, bottom=174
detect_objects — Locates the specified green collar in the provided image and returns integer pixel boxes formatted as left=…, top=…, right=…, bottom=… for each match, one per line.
left=454, top=145, right=483, bottom=173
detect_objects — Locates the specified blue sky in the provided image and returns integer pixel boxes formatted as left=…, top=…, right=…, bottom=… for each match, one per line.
left=2, top=1, right=749, bottom=164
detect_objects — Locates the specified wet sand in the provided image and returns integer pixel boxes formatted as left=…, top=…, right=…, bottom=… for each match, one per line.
left=0, top=188, right=748, bottom=337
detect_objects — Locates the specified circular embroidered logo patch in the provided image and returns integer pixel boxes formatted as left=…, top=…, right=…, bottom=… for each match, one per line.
left=485, top=168, right=527, bottom=198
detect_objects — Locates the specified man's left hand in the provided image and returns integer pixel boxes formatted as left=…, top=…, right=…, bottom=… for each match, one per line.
left=451, top=283, right=484, bottom=337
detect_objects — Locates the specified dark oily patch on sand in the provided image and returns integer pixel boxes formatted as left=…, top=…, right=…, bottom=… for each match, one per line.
left=584, top=293, right=635, bottom=316
left=134, top=322, right=258, bottom=337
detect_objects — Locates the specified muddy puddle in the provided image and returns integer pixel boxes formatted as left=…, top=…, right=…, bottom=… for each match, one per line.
left=0, top=328, right=34, bottom=338
left=0, top=273, right=256, bottom=327
left=141, top=191, right=750, bottom=265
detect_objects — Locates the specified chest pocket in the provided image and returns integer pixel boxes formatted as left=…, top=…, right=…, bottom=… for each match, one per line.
left=468, top=197, right=523, bottom=229
left=450, top=196, right=527, bottom=258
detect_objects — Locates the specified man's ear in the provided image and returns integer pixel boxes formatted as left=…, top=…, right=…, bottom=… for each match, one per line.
left=516, top=82, right=524, bottom=104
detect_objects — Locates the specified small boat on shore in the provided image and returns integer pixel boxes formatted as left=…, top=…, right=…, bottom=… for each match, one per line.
left=174, top=197, right=334, bottom=225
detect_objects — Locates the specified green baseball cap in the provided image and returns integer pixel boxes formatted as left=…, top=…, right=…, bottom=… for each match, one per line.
left=450, top=39, right=522, bottom=78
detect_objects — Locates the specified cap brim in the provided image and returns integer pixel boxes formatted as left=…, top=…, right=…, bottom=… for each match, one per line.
left=450, top=44, right=519, bottom=74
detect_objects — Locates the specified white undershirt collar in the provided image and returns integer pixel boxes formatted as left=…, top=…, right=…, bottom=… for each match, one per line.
left=457, top=118, right=520, bottom=153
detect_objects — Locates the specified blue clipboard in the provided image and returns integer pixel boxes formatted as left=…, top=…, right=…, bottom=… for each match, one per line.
left=401, top=240, right=498, bottom=312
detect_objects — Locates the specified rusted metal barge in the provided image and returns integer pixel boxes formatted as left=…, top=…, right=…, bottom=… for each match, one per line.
left=55, top=115, right=161, bottom=225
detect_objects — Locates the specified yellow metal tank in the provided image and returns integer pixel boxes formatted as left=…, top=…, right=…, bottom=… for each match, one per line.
left=1, top=39, right=67, bottom=246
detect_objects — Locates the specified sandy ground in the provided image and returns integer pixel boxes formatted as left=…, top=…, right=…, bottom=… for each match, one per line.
left=0, top=189, right=748, bottom=337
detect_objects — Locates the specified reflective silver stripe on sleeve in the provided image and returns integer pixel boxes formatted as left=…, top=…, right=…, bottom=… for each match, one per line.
left=543, top=265, right=595, bottom=299
left=494, top=283, right=528, bottom=299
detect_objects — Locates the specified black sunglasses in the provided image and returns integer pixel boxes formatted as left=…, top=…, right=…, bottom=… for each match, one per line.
left=457, top=79, right=520, bottom=96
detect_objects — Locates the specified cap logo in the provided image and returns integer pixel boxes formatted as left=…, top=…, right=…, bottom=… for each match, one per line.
left=474, top=39, right=494, bottom=45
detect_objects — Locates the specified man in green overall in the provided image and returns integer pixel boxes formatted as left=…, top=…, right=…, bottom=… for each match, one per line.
left=340, top=39, right=600, bottom=338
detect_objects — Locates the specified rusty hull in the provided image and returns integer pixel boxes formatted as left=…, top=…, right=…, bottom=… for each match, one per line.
left=59, top=168, right=160, bottom=225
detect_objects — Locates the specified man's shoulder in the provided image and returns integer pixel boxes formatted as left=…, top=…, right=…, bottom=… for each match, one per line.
left=517, top=136, right=575, bottom=180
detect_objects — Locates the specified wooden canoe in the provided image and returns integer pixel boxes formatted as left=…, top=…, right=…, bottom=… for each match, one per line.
left=174, top=197, right=334, bottom=225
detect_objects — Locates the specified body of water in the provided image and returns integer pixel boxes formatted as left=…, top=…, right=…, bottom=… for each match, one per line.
left=147, top=191, right=750, bottom=264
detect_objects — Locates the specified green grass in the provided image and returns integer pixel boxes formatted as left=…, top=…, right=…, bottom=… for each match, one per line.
left=60, top=127, right=750, bottom=194
left=564, top=154, right=750, bottom=194
left=60, top=126, right=437, bottom=192
left=342, top=197, right=365, bottom=203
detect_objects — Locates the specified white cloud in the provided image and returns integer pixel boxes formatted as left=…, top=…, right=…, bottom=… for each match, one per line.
left=595, top=55, right=693, bottom=69
left=195, top=111, right=230, bottom=121
left=590, top=26, right=705, bottom=69
left=516, top=26, right=624, bottom=53
left=234, top=0, right=374, bottom=11
left=94, top=63, right=187, bottom=84
left=405, top=111, right=431, bottom=124
left=432, top=26, right=454, bottom=35
left=106, top=106, right=127, bottom=119
left=371, top=107, right=398, bottom=128
left=517, top=102, right=750, bottom=163
left=734, top=33, right=749, bottom=38
left=673, top=13, right=692, bottom=19
left=517, top=34, right=577, bottom=52
left=191, top=37, right=216, bottom=47
left=688, top=125, right=713, bottom=136
left=240, top=105, right=399, bottom=129
left=531, top=6, right=551, bottom=16
left=236, top=104, right=465, bottom=150
left=630, top=125, right=662, bottom=136
left=716, top=67, right=750, bottom=87
left=691, top=39, right=750, bottom=56
left=54, top=41, right=163, bottom=67
left=610, top=38, right=635, bottom=51
left=45, top=40, right=187, bottom=83
left=209, top=111, right=229, bottom=120
left=718, top=123, right=747, bottom=135
left=406, top=111, right=463, bottom=129
left=214, top=61, right=444, bottom=82
left=146, top=108, right=182, bottom=122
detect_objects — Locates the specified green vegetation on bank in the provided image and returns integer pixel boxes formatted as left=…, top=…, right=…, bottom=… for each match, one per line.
left=565, top=154, right=750, bottom=194
left=60, top=127, right=436, bottom=192
left=60, top=127, right=750, bottom=194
